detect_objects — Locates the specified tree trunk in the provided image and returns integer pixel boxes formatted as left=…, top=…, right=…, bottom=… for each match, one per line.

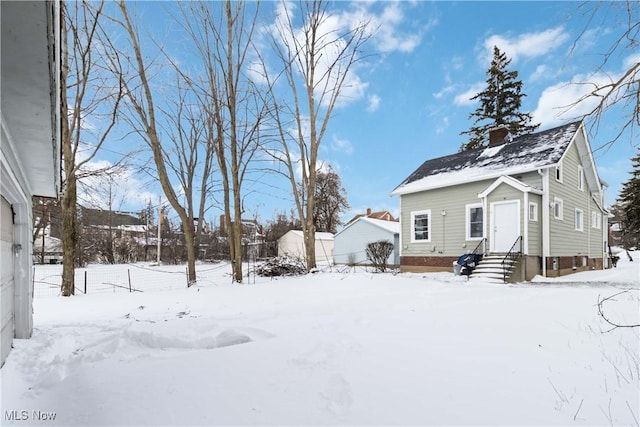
left=61, top=176, right=77, bottom=296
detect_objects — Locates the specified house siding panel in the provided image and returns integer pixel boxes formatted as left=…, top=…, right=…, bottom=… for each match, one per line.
left=527, top=193, right=542, bottom=255
left=400, top=181, right=490, bottom=259
left=548, top=137, right=606, bottom=262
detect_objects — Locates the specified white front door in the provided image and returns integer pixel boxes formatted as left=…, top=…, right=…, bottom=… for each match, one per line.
left=491, top=200, right=520, bottom=253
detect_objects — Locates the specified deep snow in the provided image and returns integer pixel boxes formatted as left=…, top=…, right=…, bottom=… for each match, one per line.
left=1, top=255, right=638, bottom=426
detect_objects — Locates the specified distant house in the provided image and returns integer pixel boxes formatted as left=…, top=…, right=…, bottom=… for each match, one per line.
left=1, top=1, right=61, bottom=366
left=391, top=122, right=609, bottom=281
left=345, top=207, right=396, bottom=226
left=334, top=217, right=400, bottom=266
left=32, top=235, right=63, bottom=265
left=277, top=230, right=334, bottom=264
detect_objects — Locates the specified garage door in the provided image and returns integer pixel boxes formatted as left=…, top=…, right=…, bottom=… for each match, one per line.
left=1, top=196, right=15, bottom=366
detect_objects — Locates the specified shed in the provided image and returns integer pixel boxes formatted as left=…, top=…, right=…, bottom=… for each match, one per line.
left=277, top=230, right=334, bottom=264
left=334, top=217, right=400, bottom=266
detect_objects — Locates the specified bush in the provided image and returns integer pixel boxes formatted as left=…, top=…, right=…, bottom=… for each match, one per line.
left=365, top=240, right=394, bottom=272
left=255, top=256, right=307, bottom=277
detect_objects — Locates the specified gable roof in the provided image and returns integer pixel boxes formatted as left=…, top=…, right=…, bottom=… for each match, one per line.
left=283, top=230, right=334, bottom=241
left=336, top=216, right=400, bottom=237
left=346, top=210, right=395, bottom=225
left=392, top=121, right=582, bottom=196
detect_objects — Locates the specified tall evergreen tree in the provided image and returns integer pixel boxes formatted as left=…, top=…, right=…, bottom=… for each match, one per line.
left=460, top=46, right=539, bottom=151
left=617, top=149, right=640, bottom=248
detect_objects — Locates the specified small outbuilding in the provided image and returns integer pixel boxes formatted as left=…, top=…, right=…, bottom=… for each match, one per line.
left=334, top=217, right=400, bottom=266
left=277, top=230, right=334, bottom=264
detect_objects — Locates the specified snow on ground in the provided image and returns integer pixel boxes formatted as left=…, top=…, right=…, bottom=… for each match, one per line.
left=1, top=256, right=639, bottom=426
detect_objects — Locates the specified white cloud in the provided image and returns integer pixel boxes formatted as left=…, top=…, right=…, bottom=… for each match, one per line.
left=532, top=72, right=614, bottom=127
left=268, top=1, right=425, bottom=109
left=330, top=135, right=354, bottom=155
left=366, top=94, right=381, bottom=112
left=483, top=26, right=569, bottom=64
left=78, top=161, right=159, bottom=211
left=454, top=82, right=485, bottom=106
left=530, top=64, right=548, bottom=82
left=433, top=84, right=456, bottom=100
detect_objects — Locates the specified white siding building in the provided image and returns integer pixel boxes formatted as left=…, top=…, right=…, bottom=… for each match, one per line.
left=334, top=217, right=400, bottom=266
left=277, top=231, right=334, bottom=264
left=1, top=1, right=61, bottom=366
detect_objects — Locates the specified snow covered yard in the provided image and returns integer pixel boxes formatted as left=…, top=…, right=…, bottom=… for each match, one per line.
left=1, top=257, right=639, bottom=426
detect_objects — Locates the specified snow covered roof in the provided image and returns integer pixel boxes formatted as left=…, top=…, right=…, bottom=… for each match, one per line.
left=392, top=121, right=582, bottom=196
left=287, top=230, right=334, bottom=240
left=336, top=216, right=400, bottom=236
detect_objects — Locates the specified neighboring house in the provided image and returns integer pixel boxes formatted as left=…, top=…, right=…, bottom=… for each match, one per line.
left=1, top=1, right=61, bottom=366
left=391, top=122, right=609, bottom=280
left=334, top=217, right=400, bottom=266
left=345, top=207, right=396, bottom=226
left=277, top=230, right=334, bottom=264
left=33, top=235, right=63, bottom=264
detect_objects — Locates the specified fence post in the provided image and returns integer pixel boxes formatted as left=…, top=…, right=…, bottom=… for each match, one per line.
left=84, top=270, right=87, bottom=294
left=128, top=269, right=132, bottom=292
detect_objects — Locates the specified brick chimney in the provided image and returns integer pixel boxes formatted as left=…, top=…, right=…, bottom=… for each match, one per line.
left=489, top=126, right=510, bottom=146
left=366, top=207, right=372, bottom=216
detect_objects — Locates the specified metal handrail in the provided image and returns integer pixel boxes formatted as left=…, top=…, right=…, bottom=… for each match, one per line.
left=501, top=236, right=522, bottom=283
left=471, top=238, right=486, bottom=261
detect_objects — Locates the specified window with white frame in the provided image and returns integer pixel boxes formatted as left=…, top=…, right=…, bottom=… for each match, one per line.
left=555, top=162, right=563, bottom=182
left=553, top=197, right=563, bottom=220
left=411, top=210, right=431, bottom=242
left=575, top=208, right=584, bottom=231
left=591, top=211, right=602, bottom=229
left=578, top=165, right=585, bottom=191
left=466, top=204, right=483, bottom=240
left=528, top=202, right=538, bottom=222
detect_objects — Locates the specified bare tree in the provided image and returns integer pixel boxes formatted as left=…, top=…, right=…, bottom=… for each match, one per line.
left=112, top=1, right=215, bottom=285
left=263, top=0, right=370, bottom=270
left=177, top=0, right=269, bottom=283
left=60, top=0, right=123, bottom=296
left=159, top=73, right=215, bottom=271
left=567, top=1, right=639, bottom=146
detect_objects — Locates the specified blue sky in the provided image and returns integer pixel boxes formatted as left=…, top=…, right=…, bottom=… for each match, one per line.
left=84, top=1, right=638, bottom=229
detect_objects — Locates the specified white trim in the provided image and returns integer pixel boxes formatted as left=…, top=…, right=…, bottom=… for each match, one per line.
left=575, top=208, right=584, bottom=232
left=578, top=165, right=585, bottom=191
left=489, top=200, right=521, bottom=253
left=555, top=162, right=563, bottom=183
left=410, top=210, right=431, bottom=243
left=465, top=203, right=483, bottom=241
left=478, top=175, right=543, bottom=199
left=553, top=197, right=564, bottom=220
left=528, top=202, right=538, bottom=222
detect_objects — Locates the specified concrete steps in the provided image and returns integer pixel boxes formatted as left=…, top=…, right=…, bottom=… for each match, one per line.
left=470, top=254, right=518, bottom=283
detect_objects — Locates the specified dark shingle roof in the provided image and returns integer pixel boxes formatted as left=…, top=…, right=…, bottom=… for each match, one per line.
left=392, top=121, right=581, bottom=195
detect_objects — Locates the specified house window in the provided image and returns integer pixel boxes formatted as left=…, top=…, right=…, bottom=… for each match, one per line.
left=555, top=163, right=563, bottom=182
left=411, top=210, right=431, bottom=242
left=528, top=202, right=538, bottom=222
left=591, top=211, right=602, bottom=229
left=466, top=204, right=483, bottom=240
left=575, top=209, right=584, bottom=231
left=578, top=166, right=585, bottom=191
left=553, top=197, right=563, bottom=220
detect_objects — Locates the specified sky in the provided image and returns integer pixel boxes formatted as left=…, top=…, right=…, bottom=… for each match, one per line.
left=82, top=1, right=639, bottom=230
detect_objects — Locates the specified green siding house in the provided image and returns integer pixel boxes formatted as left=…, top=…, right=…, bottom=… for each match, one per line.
left=391, top=122, right=609, bottom=281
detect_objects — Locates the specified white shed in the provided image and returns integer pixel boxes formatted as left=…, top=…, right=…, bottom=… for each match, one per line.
left=334, top=217, right=400, bottom=266
left=277, top=230, right=334, bottom=264
left=1, top=1, right=60, bottom=366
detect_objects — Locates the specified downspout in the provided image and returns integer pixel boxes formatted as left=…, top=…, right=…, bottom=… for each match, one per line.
left=538, top=169, right=548, bottom=276
left=523, top=191, right=529, bottom=281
